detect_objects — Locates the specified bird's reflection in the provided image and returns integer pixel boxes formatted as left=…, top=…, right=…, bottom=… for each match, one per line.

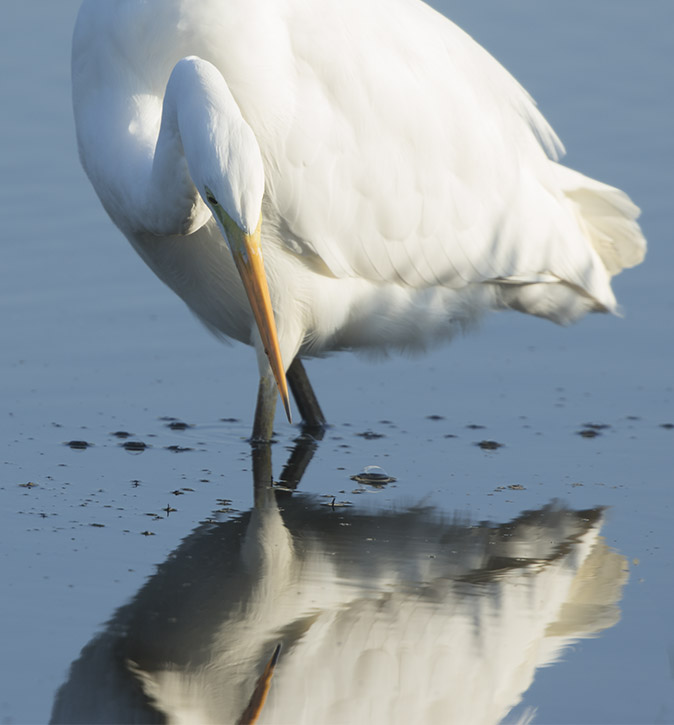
left=51, top=440, right=627, bottom=725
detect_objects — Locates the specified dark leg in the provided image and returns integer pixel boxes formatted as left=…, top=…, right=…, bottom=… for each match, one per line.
left=286, top=358, right=326, bottom=430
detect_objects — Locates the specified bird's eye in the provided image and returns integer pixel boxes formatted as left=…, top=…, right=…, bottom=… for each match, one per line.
left=206, top=193, right=217, bottom=206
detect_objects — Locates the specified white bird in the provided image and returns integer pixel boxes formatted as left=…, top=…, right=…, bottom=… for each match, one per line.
left=71, top=0, right=646, bottom=440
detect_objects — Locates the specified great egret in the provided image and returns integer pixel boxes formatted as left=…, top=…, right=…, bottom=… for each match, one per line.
left=72, top=0, right=646, bottom=440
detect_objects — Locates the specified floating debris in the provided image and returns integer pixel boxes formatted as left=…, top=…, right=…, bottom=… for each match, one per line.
left=577, top=429, right=600, bottom=438
left=476, top=440, right=503, bottom=450
left=582, top=422, right=611, bottom=431
left=466, top=424, right=486, bottom=430
left=66, top=440, right=91, bottom=450
left=19, top=482, right=37, bottom=489
left=167, top=421, right=190, bottom=431
left=321, top=497, right=354, bottom=508
left=356, top=431, right=385, bottom=440
left=660, top=423, right=674, bottom=430
left=140, top=530, right=155, bottom=536
left=165, top=445, right=193, bottom=453
left=122, top=440, right=148, bottom=452
left=426, top=414, right=445, bottom=421
left=111, top=431, right=132, bottom=439
left=351, top=465, right=396, bottom=485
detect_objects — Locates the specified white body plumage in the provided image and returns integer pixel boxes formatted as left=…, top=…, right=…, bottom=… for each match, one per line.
left=71, top=0, right=645, bottom=382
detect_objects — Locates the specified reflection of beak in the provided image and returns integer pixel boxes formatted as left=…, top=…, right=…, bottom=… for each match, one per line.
left=219, top=212, right=291, bottom=422
left=237, top=643, right=282, bottom=725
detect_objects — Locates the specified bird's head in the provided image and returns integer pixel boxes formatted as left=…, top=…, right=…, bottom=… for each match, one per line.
left=203, top=180, right=291, bottom=424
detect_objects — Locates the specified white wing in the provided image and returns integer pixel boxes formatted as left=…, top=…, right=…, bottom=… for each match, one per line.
left=215, top=0, right=641, bottom=306
left=261, top=0, right=567, bottom=286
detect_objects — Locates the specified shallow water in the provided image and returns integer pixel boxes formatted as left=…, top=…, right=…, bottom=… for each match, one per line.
left=1, top=2, right=673, bottom=723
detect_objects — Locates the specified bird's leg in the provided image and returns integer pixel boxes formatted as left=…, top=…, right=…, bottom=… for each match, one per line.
left=251, top=359, right=325, bottom=442
left=251, top=372, right=278, bottom=443
left=286, top=358, right=327, bottom=431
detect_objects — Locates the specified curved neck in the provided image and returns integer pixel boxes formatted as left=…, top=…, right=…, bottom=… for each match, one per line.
left=143, top=71, right=212, bottom=237
left=74, top=56, right=257, bottom=239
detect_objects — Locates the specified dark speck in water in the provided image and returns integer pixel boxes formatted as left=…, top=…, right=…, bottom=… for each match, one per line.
left=66, top=440, right=91, bottom=450
left=167, top=421, right=190, bottom=430
left=476, top=440, right=503, bottom=450
left=356, top=431, right=385, bottom=440
left=122, top=441, right=148, bottom=452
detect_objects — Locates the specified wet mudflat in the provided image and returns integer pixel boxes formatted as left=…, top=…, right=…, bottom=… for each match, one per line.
left=2, top=2, right=673, bottom=723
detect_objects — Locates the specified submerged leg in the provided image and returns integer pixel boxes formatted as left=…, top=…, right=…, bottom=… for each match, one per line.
left=251, top=373, right=277, bottom=443
left=252, top=359, right=326, bottom=441
left=286, top=358, right=327, bottom=430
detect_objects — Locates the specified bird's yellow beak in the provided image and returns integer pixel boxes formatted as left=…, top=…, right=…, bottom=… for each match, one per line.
left=217, top=212, right=291, bottom=423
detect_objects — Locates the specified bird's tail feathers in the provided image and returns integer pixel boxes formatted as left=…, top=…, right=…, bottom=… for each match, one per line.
left=556, top=164, right=646, bottom=276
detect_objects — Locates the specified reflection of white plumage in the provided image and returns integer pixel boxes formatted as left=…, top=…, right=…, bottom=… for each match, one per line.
left=51, top=495, right=627, bottom=724
left=72, top=1, right=646, bottom=437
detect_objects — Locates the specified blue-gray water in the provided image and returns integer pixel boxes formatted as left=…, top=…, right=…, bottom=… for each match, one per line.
left=1, top=2, right=672, bottom=723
